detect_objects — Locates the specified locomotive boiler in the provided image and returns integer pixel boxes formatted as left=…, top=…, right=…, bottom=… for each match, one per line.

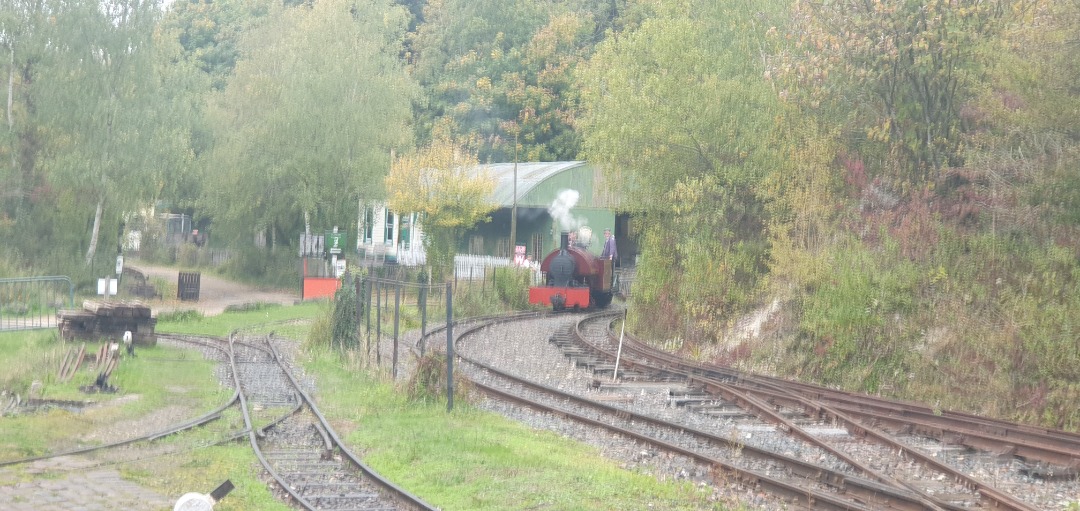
left=528, top=231, right=614, bottom=311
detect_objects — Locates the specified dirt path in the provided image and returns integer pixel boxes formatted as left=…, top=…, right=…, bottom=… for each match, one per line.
left=128, top=263, right=300, bottom=316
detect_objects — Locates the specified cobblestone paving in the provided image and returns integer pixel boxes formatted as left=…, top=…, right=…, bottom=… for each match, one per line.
left=0, top=457, right=174, bottom=511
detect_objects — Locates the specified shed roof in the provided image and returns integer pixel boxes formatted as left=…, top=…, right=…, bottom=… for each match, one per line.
left=476, top=161, right=587, bottom=207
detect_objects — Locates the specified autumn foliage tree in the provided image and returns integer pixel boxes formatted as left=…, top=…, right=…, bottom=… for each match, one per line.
left=384, top=139, right=496, bottom=281
left=407, top=0, right=603, bottom=162
left=779, top=0, right=1030, bottom=186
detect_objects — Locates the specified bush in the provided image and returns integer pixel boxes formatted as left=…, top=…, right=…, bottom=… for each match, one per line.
left=404, top=352, right=473, bottom=404
left=139, top=235, right=176, bottom=265
left=0, top=252, right=26, bottom=279
left=331, top=274, right=359, bottom=351
left=176, top=243, right=199, bottom=268
left=218, top=247, right=296, bottom=288
left=787, top=237, right=921, bottom=393
left=493, top=266, right=532, bottom=310
left=450, top=281, right=506, bottom=318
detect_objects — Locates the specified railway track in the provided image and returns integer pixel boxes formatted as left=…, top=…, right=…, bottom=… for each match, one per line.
left=0, top=334, right=242, bottom=472
left=1, top=332, right=436, bottom=511
left=460, top=344, right=950, bottom=510
left=218, top=332, right=435, bottom=510
left=444, top=310, right=1080, bottom=510
left=572, top=312, right=1079, bottom=510
left=4, top=311, right=1076, bottom=509
left=584, top=315, right=1080, bottom=474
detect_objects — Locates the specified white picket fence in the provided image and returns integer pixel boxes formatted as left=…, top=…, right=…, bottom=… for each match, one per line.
left=375, top=245, right=548, bottom=285
left=451, top=254, right=543, bottom=284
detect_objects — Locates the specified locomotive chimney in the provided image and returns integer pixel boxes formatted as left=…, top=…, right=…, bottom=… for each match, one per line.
left=560, top=231, right=570, bottom=252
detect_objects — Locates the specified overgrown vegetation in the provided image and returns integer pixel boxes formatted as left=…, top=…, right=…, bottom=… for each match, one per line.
left=4, top=0, right=1080, bottom=433
left=330, top=272, right=360, bottom=350
left=0, top=330, right=66, bottom=403
left=404, top=352, right=475, bottom=405
left=317, top=267, right=535, bottom=362
left=574, top=0, right=1080, bottom=432
left=492, top=266, right=534, bottom=310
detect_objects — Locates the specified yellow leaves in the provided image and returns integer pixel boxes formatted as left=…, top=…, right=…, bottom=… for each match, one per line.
left=385, top=139, right=496, bottom=230
left=866, top=118, right=892, bottom=142
left=928, top=265, right=948, bottom=286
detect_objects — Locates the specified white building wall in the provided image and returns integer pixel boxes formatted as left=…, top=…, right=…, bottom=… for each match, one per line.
left=357, top=202, right=427, bottom=265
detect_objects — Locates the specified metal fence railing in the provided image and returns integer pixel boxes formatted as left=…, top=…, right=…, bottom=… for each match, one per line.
left=0, top=276, right=75, bottom=332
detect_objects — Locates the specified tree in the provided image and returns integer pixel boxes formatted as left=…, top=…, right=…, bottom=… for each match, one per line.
left=0, top=0, right=42, bottom=235
left=779, top=0, right=1031, bottom=186
left=29, top=0, right=178, bottom=267
left=161, top=0, right=277, bottom=91
left=384, top=138, right=496, bottom=281
left=408, top=0, right=606, bottom=162
left=578, top=0, right=785, bottom=340
left=144, top=24, right=211, bottom=216
left=202, top=0, right=416, bottom=248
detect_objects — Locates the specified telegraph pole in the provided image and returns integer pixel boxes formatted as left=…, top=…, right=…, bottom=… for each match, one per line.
left=510, top=131, right=518, bottom=257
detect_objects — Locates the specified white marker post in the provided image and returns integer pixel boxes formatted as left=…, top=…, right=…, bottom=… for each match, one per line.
left=613, top=308, right=627, bottom=382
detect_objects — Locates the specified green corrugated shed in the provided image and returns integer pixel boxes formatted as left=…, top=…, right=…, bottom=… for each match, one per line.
left=463, top=161, right=618, bottom=259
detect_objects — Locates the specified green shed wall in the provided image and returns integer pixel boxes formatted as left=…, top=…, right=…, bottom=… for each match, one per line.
left=459, top=162, right=617, bottom=259
left=517, top=164, right=613, bottom=209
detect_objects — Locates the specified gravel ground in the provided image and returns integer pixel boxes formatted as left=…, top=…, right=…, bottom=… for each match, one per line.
left=370, top=316, right=780, bottom=509
left=129, top=264, right=299, bottom=316
left=386, top=313, right=1080, bottom=511
left=145, top=297, right=1078, bottom=511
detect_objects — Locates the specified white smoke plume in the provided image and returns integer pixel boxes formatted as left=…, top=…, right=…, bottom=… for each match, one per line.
left=549, top=189, right=585, bottom=232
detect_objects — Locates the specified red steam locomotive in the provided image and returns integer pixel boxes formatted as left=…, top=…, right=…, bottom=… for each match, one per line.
left=528, top=231, right=615, bottom=311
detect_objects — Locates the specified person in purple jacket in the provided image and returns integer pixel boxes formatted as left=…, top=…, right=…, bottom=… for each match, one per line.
left=600, top=228, right=618, bottom=265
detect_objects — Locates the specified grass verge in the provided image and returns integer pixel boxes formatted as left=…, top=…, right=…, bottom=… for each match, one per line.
left=304, top=344, right=725, bottom=510
left=1, top=299, right=733, bottom=510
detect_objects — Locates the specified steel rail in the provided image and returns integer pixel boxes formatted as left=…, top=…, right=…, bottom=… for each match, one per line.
left=261, top=334, right=437, bottom=511
left=227, top=333, right=322, bottom=509
left=615, top=326, right=1080, bottom=458
left=0, top=334, right=242, bottom=468
left=592, top=315, right=1046, bottom=511
left=446, top=313, right=951, bottom=511
left=705, top=381, right=1080, bottom=470
left=0, top=390, right=238, bottom=468
left=471, top=379, right=888, bottom=511
left=571, top=313, right=965, bottom=511
left=459, top=350, right=954, bottom=511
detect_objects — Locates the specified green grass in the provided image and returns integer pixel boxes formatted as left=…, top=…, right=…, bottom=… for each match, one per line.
left=303, top=344, right=725, bottom=510
left=158, top=300, right=327, bottom=336
left=126, top=441, right=293, bottom=511
left=0, top=329, right=67, bottom=398
left=0, top=299, right=735, bottom=510
left=0, top=335, right=224, bottom=453
left=0, top=323, right=291, bottom=509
